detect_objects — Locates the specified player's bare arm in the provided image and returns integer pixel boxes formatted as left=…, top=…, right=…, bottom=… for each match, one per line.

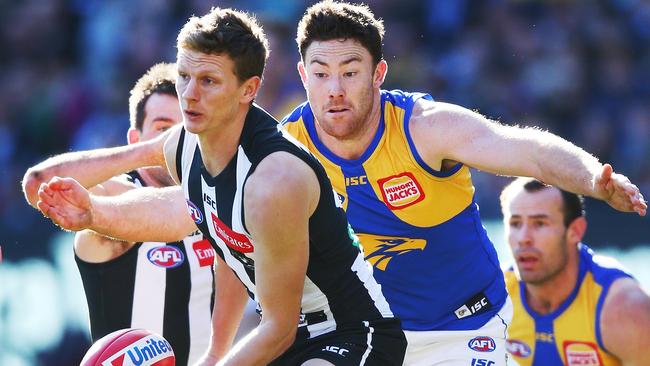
left=600, top=277, right=650, bottom=365
left=196, top=256, right=250, bottom=366
left=37, top=177, right=195, bottom=243
left=216, top=152, right=317, bottom=366
left=22, top=126, right=173, bottom=208
left=410, top=98, right=646, bottom=216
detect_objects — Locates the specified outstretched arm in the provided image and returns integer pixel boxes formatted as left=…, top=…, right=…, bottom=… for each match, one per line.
left=195, top=256, right=251, bottom=366
left=600, top=277, right=650, bottom=365
left=215, top=152, right=317, bottom=366
left=22, top=126, right=174, bottom=208
left=411, top=99, right=646, bottom=216
left=37, top=176, right=196, bottom=243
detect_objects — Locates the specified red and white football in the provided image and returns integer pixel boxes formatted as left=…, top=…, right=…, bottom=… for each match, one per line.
left=80, top=328, right=175, bottom=366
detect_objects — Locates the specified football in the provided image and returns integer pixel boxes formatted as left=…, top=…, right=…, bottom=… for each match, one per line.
left=80, top=328, right=175, bottom=366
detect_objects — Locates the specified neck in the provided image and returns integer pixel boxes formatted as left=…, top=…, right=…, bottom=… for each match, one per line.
left=524, top=253, right=580, bottom=315
left=198, top=105, right=249, bottom=177
left=316, top=90, right=382, bottom=160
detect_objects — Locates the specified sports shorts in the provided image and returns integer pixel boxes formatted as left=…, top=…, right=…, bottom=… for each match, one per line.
left=269, top=318, right=406, bottom=365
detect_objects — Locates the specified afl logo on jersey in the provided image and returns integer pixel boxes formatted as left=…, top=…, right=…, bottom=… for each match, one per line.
left=506, top=339, right=531, bottom=358
left=186, top=200, right=203, bottom=224
left=468, top=336, right=496, bottom=352
left=147, top=246, right=184, bottom=268
left=378, top=172, right=425, bottom=210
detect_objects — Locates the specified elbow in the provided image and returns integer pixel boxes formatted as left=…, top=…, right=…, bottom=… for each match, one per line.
left=22, top=168, right=46, bottom=208
left=267, top=321, right=297, bottom=354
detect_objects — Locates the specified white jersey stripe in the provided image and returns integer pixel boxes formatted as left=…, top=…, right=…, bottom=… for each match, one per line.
left=131, top=242, right=166, bottom=335
left=351, top=253, right=394, bottom=317
left=359, top=321, right=374, bottom=366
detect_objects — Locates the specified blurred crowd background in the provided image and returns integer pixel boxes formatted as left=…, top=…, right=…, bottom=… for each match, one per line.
left=1, top=0, right=648, bottom=365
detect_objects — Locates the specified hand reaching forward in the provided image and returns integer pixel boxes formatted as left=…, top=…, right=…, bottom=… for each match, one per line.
left=594, top=164, right=647, bottom=216
left=37, top=176, right=94, bottom=231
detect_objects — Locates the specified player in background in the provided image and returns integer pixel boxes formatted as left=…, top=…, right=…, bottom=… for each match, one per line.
left=23, top=63, right=259, bottom=366
left=500, top=178, right=650, bottom=366
left=281, top=1, right=647, bottom=365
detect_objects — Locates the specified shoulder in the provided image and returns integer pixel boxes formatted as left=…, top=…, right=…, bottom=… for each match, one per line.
left=74, top=229, right=133, bottom=263
left=245, top=152, right=319, bottom=215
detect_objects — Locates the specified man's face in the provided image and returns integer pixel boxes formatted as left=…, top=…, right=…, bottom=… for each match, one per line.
left=176, top=48, right=246, bottom=135
left=131, top=92, right=181, bottom=187
left=504, top=187, right=571, bottom=285
left=299, top=39, right=383, bottom=140
left=139, top=93, right=182, bottom=141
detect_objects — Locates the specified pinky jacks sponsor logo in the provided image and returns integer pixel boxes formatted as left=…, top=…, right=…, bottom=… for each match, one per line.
left=101, top=335, right=174, bottom=366
left=563, top=341, right=603, bottom=366
left=186, top=200, right=203, bottom=224
left=468, top=336, right=496, bottom=352
left=147, top=246, right=184, bottom=268
left=506, top=339, right=531, bottom=358
left=377, top=172, right=425, bottom=210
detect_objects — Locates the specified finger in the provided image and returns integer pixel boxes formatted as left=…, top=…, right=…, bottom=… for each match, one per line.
left=595, top=163, right=613, bottom=185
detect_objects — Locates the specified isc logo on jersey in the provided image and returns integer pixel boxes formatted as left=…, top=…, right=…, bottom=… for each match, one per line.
left=101, top=335, right=173, bottom=366
left=147, top=247, right=184, bottom=268
left=468, top=336, right=496, bottom=352
left=186, top=200, right=203, bottom=224
left=564, top=342, right=603, bottom=366
left=378, top=172, right=425, bottom=210
left=505, top=339, right=531, bottom=358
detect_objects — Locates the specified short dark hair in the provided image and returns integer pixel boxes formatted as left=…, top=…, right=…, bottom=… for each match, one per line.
left=500, top=177, right=585, bottom=227
left=177, top=7, right=268, bottom=83
left=297, top=1, right=384, bottom=65
left=129, top=62, right=177, bottom=131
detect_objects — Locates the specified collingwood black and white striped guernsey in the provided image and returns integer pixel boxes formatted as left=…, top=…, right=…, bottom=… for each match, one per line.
left=75, top=171, right=214, bottom=366
left=174, top=105, right=400, bottom=349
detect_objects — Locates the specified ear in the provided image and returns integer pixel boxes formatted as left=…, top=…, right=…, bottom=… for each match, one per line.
left=297, top=61, right=308, bottom=87
left=127, top=127, right=141, bottom=145
left=566, top=216, right=587, bottom=244
left=240, top=76, right=262, bottom=104
left=373, top=59, right=388, bottom=88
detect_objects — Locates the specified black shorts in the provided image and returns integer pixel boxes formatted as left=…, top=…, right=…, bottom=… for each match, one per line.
left=269, top=318, right=406, bottom=366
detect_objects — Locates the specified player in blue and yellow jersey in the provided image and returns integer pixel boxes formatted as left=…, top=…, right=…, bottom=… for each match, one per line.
left=500, top=178, right=650, bottom=366
left=283, top=1, right=647, bottom=364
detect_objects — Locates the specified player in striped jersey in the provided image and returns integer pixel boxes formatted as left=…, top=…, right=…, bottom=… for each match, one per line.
left=500, top=178, right=650, bottom=365
left=22, top=63, right=259, bottom=365
left=34, top=8, right=406, bottom=366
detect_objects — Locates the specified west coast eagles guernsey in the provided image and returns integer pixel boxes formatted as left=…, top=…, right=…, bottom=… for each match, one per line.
left=282, top=89, right=508, bottom=331
left=505, top=244, right=630, bottom=366
left=75, top=171, right=214, bottom=366
left=175, top=104, right=394, bottom=341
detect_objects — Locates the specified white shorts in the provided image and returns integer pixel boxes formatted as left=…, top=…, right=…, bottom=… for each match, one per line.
left=404, top=297, right=513, bottom=366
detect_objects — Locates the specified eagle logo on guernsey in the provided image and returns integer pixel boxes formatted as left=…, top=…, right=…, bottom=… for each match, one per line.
left=147, top=246, right=184, bottom=268
left=563, top=341, right=603, bottom=366
left=356, top=234, right=426, bottom=270
left=377, top=172, right=425, bottom=210
left=211, top=213, right=254, bottom=253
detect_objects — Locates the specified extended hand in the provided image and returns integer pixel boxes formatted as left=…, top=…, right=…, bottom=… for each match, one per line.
left=594, top=164, right=647, bottom=216
left=37, top=176, right=94, bottom=231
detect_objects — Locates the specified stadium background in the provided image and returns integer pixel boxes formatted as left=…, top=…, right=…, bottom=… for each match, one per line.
left=0, top=0, right=648, bottom=364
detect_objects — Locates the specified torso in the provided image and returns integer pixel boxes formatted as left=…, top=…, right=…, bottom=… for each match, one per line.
left=282, top=89, right=508, bottom=331
left=505, top=244, right=629, bottom=366
left=176, top=104, right=394, bottom=340
left=75, top=172, right=215, bottom=366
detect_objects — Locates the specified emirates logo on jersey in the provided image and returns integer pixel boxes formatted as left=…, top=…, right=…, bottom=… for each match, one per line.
left=147, top=246, right=184, bottom=268
left=211, top=213, right=254, bottom=253
left=564, top=341, right=603, bottom=366
left=377, top=172, right=425, bottom=210
left=193, top=239, right=216, bottom=267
